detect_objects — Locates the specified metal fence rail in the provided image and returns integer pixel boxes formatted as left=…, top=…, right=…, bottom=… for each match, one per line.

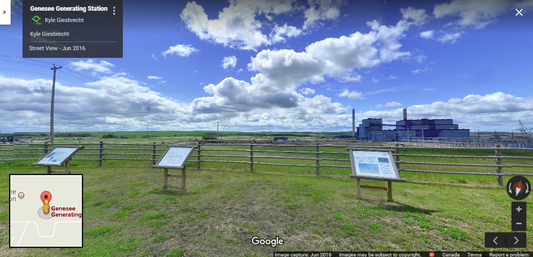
left=1, top=142, right=532, bottom=185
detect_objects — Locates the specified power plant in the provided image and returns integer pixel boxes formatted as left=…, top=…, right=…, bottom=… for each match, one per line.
left=354, top=108, right=470, bottom=142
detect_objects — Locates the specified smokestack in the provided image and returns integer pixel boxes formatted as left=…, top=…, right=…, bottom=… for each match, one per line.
left=403, top=108, right=407, bottom=120
left=352, top=109, right=355, bottom=138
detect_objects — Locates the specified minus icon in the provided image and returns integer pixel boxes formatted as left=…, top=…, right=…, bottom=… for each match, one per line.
left=516, top=222, right=522, bottom=225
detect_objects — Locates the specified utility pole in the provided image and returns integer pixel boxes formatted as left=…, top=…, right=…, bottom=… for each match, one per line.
left=147, top=105, right=150, bottom=139
left=50, top=64, right=62, bottom=144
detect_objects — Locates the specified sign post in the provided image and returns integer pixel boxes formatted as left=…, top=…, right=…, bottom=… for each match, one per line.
left=33, top=147, right=84, bottom=174
left=152, top=146, right=194, bottom=190
left=347, top=149, right=406, bottom=201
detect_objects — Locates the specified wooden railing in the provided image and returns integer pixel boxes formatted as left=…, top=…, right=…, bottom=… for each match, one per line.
left=1, top=142, right=532, bottom=185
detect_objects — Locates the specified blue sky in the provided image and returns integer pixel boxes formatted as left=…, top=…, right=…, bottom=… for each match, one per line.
left=1, top=0, right=533, bottom=133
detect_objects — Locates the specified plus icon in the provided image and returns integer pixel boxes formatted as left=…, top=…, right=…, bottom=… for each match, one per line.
left=516, top=206, right=522, bottom=212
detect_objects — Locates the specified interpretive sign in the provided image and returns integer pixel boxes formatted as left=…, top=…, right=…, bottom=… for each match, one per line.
left=152, top=146, right=194, bottom=190
left=33, top=147, right=83, bottom=174
left=34, top=147, right=79, bottom=166
left=347, top=149, right=406, bottom=201
left=154, top=147, right=193, bottom=168
left=350, top=150, right=402, bottom=180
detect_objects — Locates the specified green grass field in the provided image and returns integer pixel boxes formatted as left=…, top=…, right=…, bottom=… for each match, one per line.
left=1, top=142, right=533, bottom=256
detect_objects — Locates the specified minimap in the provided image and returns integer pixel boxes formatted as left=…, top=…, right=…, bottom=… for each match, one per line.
left=10, top=175, right=82, bottom=247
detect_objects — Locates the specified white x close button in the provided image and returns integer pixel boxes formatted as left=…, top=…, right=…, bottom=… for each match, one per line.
left=516, top=9, right=523, bottom=16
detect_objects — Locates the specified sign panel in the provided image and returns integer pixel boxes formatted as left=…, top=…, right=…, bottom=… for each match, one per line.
left=350, top=151, right=401, bottom=180
left=154, top=147, right=193, bottom=168
left=34, top=147, right=80, bottom=166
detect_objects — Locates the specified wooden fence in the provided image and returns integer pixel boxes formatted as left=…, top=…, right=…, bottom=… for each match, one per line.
left=1, top=142, right=533, bottom=185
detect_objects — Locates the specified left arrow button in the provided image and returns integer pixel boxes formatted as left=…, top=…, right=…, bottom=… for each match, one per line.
left=485, top=233, right=505, bottom=248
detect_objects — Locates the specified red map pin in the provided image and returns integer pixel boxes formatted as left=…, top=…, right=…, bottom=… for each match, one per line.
left=40, top=191, right=52, bottom=203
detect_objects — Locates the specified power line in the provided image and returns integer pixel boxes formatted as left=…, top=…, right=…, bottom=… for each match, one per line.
left=0, top=56, right=163, bottom=129
left=0, top=54, right=51, bottom=68
left=0, top=55, right=153, bottom=106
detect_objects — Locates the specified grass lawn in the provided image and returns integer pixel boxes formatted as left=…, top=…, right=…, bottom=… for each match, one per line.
left=2, top=155, right=533, bottom=257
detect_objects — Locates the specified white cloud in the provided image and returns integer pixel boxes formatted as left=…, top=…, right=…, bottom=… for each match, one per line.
left=193, top=77, right=345, bottom=115
left=147, top=76, right=162, bottom=80
left=221, top=56, right=238, bottom=70
left=179, top=0, right=350, bottom=50
left=180, top=0, right=300, bottom=51
left=0, top=75, right=190, bottom=132
left=303, top=0, right=346, bottom=29
left=248, top=49, right=325, bottom=93
left=1, top=74, right=531, bottom=132
left=372, top=78, right=380, bottom=83
left=338, top=89, right=364, bottom=99
left=161, top=44, right=199, bottom=57
left=375, top=104, right=382, bottom=108
left=400, top=7, right=429, bottom=26
left=270, top=23, right=303, bottom=43
left=514, top=0, right=533, bottom=10
left=402, top=92, right=533, bottom=119
left=359, top=92, right=533, bottom=132
left=386, top=75, right=398, bottom=80
left=423, top=88, right=435, bottom=91
left=438, top=32, right=462, bottom=43
left=433, top=0, right=512, bottom=29
left=421, top=30, right=462, bottom=44
left=300, top=88, right=315, bottom=95
left=413, top=68, right=429, bottom=74
left=181, top=1, right=268, bottom=51
left=196, top=11, right=421, bottom=114
left=384, top=101, right=402, bottom=107
left=251, top=13, right=415, bottom=85
left=151, top=54, right=157, bottom=60
left=416, top=54, right=427, bottom=63
left=365, top=85, right=409, bottom=96
left=420, top=30, right=434, bottom=39
left=70, top=59, right=114, bottom=74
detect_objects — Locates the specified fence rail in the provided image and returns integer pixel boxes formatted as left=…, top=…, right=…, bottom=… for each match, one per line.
left=1, top=142, right=532, bottom=186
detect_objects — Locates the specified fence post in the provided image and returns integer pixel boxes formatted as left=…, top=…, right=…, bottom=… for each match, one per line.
left=153, top=142, right=156, bottom=165
left=495, top=144, right=503, bottom=186
left=250, top=144, right=254, bottom=172
left=197, top=142, right=201, bottom=170
left=98, top=141, right=103, bottom=167
left=44, top=142, right=48, bottom=154
left=395, top=144, right=400, bottom=169
left=316, top=143, right=320, bottom=176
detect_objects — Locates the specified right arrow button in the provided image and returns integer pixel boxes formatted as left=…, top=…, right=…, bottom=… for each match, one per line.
left=506, top=233, right=526, bottom=248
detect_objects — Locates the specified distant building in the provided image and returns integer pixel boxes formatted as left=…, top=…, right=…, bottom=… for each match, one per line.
left=357, top=118, right=469, bottom=142
left=332, top=136, right=353, bottom=139
left=274, top=137, right=289, bottom=141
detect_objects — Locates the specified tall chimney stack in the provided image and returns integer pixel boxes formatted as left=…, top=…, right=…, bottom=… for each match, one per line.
left=403, top=108, right=407, bottom=120
left=352, top=109, right=355, bottom=138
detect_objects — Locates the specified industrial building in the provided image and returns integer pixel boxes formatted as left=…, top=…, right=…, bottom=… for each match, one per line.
left=356, top=109, right=470, bottom=142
